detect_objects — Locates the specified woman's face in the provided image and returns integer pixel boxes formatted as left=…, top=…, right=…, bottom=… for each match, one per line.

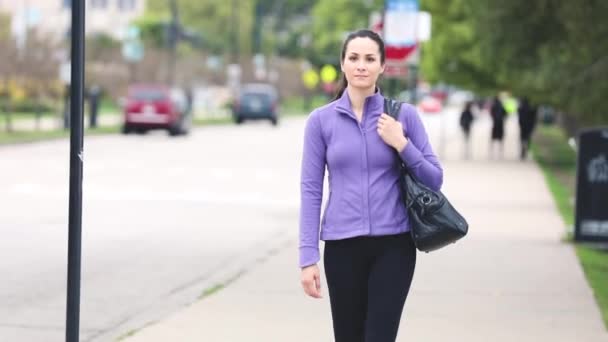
left=341, top=37, right=384, bottom=91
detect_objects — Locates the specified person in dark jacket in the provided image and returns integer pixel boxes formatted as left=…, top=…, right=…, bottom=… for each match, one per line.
left=459, top=101, right=475, bottom=159
left=517, top=97, right=538, bottom=160
left=489, top=96, right=507, bottom=159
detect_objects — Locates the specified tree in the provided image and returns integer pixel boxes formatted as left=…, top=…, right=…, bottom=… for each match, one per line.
left=421, top=0, right=608, bottom=129
left=146, top=0, right=255, bottom=56
left=309, top=0, right=383, bottom=66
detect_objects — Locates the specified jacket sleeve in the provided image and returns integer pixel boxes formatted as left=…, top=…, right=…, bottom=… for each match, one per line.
left=397, top=104, right=444, bottom=191
left=299, top=110, right=326, bottom=268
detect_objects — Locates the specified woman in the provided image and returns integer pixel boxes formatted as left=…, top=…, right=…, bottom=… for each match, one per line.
left=299, top=29, right=443, bottom=342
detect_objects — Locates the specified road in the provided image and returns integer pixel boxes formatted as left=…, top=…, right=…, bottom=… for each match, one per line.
left=0, top=104, right=470, bottom=341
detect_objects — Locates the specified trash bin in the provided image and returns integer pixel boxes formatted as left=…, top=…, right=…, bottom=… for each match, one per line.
left=574, top=127, right=608, bottom=242
left=539, top=105, right=556, bottom=125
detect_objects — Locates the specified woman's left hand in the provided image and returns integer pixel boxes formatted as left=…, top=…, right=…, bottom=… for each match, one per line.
left=377, top=113, right=408, bottom=152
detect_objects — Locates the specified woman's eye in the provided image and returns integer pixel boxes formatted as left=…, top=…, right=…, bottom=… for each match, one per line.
left=367, top=57, right=375, bottom=62
left=349, top=56, right=357, bottom=61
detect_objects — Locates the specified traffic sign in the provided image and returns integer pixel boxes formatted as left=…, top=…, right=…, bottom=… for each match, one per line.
left=122, top=40, right=144, bottom=62
left=384, top=64, right=408, bottom=77
left=384, top=0, right=419, bottom=64
left=320, top=65, right=338, bottom=84
left=302, top=69, right=320, bottom=89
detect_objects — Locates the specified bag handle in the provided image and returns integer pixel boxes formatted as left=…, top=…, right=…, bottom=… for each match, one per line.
left=383, top=98, right=409, bottom=173
left=383, top=98, right=402, bottom=122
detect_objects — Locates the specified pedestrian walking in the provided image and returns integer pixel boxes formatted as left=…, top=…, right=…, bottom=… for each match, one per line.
left=459, top=101, right=475, bottom=159
left=517, top=97, right=538, bottom=160
left=489, top=96, right=507, bottom=159
left=298, top=29, right=443, bottom=342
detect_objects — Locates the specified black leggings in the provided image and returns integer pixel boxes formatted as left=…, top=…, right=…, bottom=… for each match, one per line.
left=323, top=233, right=416, bottom=342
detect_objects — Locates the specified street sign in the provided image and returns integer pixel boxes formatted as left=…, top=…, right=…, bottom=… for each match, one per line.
left=575, top=128, right=608, bottom=243
left=60, top=62, right=71, bottom=84
left=383, top=0, right=419, bottom=78
left=370, top=11, right=383, bottom=35
left=302, top=69, right=320, bottom=90
left=126, top=25, right=140, bottom=40
left=122, top=24, right=144, bottom=62
left=320, top=65, right=338, bottom=84
left=417, top=11, right=432, bottom=42
left=122, top=41, right=144, bottom=62
left=384, top=64, right=408, bottom=77
left=384, top=0, right=418, bottom=47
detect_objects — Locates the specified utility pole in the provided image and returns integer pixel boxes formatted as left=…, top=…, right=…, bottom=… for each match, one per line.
left=65, top=0, right=85, bottom=340
left=253, top=2, right=263, bottom=55
left=167, top=0, right=179, bottom=85
left=231, top=0, right=239, bottom=64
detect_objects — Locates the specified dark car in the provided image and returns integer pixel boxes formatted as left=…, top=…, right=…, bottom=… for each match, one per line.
left=121, top=84, right=192, bottom=136
left=232, top=83, right=279, bottom=126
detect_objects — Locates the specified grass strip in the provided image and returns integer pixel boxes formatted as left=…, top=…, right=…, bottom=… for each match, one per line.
left=532, top=124, right=608, bottom=329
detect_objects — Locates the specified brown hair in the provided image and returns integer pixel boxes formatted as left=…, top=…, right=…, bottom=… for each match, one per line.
left=332, top=29, right=386, bottom=101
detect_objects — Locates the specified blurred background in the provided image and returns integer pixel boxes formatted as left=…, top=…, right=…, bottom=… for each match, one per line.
left=1, top=1, right=607, bottom=341
left=0, top=0, right=605, bottom=134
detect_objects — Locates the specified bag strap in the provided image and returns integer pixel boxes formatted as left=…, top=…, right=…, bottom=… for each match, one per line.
left=383, top=97, right=408, bottom=172
left=383, top=98, right=402, bottom=121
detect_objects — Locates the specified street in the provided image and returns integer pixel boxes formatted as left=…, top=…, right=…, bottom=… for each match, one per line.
left=0, top=104, right=495, bottom=342
left=0, top=0, right=604, bottom=340
left=1, top=118, right=304, bottom=341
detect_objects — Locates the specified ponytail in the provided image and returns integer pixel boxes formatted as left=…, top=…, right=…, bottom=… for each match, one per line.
left=332, top=73, right=348, bottom=101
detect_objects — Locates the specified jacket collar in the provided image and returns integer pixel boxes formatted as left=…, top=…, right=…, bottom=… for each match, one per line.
left=335, top=87, right=384, bottom=116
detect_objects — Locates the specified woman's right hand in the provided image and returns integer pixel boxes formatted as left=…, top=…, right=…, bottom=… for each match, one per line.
left=300, top=264, right=322, bottom=299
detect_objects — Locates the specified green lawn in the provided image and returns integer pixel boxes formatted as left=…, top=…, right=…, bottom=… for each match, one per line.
left=532, top=125, right=608, bottom=329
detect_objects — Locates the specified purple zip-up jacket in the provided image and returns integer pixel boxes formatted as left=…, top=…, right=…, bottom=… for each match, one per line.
left=299, top=89, right=443, bottom=268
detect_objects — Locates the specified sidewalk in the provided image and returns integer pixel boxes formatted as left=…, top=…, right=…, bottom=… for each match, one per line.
left=123, top=112, right=607, bottom=341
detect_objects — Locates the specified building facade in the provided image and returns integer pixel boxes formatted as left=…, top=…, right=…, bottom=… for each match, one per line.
left=0, top=0, right=146, bottom=42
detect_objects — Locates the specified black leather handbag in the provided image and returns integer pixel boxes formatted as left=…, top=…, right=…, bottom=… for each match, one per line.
left=385, top=98, right=468, bottom=252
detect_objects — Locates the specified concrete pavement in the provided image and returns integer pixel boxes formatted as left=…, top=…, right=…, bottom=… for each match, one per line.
left=122, top=110, right=607, bottom=341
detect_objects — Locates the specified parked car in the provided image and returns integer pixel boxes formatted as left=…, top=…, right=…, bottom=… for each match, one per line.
left=232, top=83, right=279, bottom=126
left=121, top=84, right=192, bottom=136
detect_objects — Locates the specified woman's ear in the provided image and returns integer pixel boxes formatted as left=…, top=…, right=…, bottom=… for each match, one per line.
left=380, top=63, right=385, bottom=74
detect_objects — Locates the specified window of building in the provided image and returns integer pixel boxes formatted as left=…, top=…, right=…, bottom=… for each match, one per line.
left=90, top=0, right=108, bottom=9
left=117, top=0, right=136, bottom=11
left=63, top=0, right=71, bottom=9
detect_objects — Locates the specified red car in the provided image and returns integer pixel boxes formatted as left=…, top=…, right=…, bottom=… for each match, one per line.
left=121, top=84, right=191, bottom=136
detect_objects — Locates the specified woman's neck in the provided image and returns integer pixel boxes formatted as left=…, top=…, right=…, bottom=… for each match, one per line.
left=347, top=86, right=376, bottom=113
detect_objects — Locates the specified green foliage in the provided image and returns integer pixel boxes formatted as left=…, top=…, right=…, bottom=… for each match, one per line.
left=146, top=0, right=254, bottom=55
left=576, top=246, right=608, bottom=329
left=422, top=0, right=608, bottom=127
left=132, top=13, right=168, bottom=48
left=420, top=0, right=496, bottom=93
left=0, top=12, right=11, bottom=39
left=532, top=125, right=576, bottom=228
left=310, top=0, right=383, bottom=66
